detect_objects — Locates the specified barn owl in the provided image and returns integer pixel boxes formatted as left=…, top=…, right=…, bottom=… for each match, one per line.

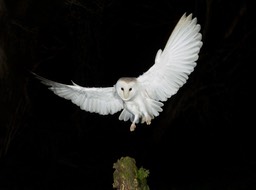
left=33, top=13, right=203, bottom=131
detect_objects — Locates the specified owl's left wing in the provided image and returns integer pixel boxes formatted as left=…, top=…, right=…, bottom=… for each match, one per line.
left=137, top=13, right=203, bottom=102
left=33, top=73, right=123, bottom=115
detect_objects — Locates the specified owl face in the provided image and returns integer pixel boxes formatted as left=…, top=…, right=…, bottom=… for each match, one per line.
left=115, top=77, right=137, bottom=101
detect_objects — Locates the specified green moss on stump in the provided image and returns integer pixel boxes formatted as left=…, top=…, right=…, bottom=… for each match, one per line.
left=113, top=156, right=150, bottom=190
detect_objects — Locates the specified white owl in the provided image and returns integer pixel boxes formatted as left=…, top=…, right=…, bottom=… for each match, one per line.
left=33, top=13, right=203, bottom=131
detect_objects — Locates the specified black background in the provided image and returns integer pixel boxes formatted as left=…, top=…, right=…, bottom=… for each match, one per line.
left=0, top=0, right=255, bottom=189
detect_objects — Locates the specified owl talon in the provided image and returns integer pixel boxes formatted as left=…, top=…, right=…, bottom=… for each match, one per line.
left=141, top=117, right=146, bottom=124
left=130, top=123, right=136, bottom=131
left=142, top=115, right=151, bottom=125
left=145, top=116, right=152, bottom=125
left=146, top=119, right=151, bottom=125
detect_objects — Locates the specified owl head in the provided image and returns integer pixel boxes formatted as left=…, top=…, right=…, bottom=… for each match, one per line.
left=115, top=77, right=138, bottom=101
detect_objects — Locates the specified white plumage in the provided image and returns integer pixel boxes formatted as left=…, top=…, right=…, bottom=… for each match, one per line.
left=33, top=13, right=203, bottom=131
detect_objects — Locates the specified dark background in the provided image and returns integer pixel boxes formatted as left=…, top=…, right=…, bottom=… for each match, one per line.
left=0, top=0, right=255, bottom=189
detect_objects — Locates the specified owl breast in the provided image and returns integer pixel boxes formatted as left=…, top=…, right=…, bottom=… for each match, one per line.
left=123, top=92, right=164, bottom=124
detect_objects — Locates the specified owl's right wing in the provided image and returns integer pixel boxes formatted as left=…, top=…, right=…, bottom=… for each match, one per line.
left=137, top=13, right=202, bottom=102
left=33, top=73, right=124, bottom=115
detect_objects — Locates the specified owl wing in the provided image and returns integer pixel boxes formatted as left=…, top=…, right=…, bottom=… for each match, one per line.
left=137, top=13, right=203, bottom=102
left=33, top=73, right=124, bottom=115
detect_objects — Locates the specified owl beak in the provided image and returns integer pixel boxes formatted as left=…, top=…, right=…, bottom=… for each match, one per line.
left=123, top=91, right=130, bottom=100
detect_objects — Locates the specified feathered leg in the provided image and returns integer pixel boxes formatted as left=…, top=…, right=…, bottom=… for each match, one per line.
left=141, top=114, right=152, bottom=125
left=130, top=114, right=139, bottom=131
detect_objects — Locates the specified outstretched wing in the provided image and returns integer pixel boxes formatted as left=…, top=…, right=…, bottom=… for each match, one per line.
left=137, top=13, right=203, bottom=102
left=33, top=73, right=124, bottom=115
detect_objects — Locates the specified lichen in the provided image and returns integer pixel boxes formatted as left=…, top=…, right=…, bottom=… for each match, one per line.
left=113, top=156, right=150, bottom=190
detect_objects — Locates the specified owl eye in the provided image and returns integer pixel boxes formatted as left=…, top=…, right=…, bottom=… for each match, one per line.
left=121, top=87, right=124, bottom=91
left=129, top=88, right=132, bottom=91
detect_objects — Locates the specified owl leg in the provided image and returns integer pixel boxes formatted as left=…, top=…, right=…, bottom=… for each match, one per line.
left=130, top=123, right=136, bottom=132
left=130, top=115, right=139, bottom=131
left=142, top=114, right=152, bottom=125
left=146, top=116, right=151, bottom=125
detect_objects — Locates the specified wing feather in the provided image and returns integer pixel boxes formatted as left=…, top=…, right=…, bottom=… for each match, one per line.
left=33, top=73, right=123, bottom=115
left=118, top=109, right=134, bottom=122
left=137, top=13, right=203, bottom=101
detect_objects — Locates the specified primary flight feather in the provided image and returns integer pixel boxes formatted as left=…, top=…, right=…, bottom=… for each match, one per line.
left=33, top=13, right=203, bottom=131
